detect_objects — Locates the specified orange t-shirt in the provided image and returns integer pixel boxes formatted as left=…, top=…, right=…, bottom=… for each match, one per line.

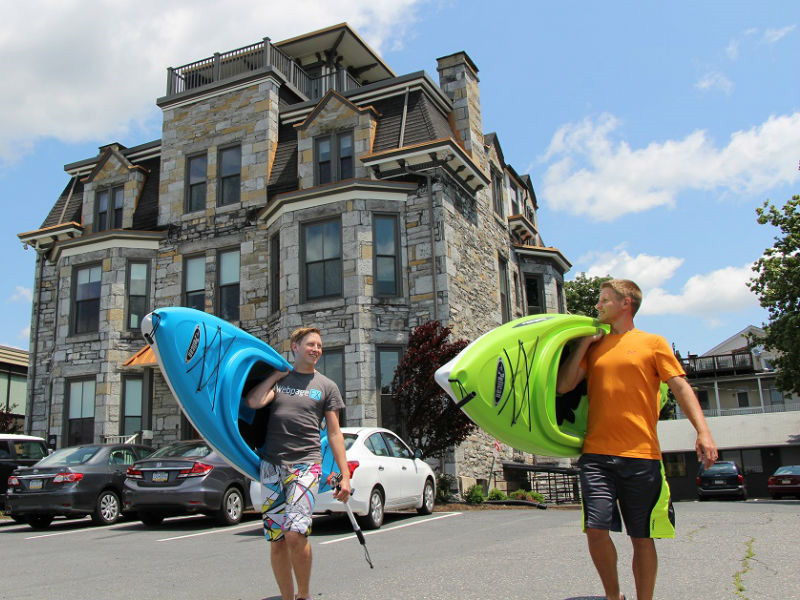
left=580, top=329, right=685, bottom=459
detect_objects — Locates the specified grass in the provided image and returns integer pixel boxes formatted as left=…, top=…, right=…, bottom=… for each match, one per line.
left=733, top=537, right=755, bottom=599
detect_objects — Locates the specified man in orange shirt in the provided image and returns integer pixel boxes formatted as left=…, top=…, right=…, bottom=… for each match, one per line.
left=557, top=279, right=717, bottom=600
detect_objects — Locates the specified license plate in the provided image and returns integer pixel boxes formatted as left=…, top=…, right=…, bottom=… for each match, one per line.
left=152, top=471, right=169, bottom=483
left=713, top=479, right=725, bottom=485
left=29, top=479, right=43, bottom=490
left=782, top=479, right=792, bottom=484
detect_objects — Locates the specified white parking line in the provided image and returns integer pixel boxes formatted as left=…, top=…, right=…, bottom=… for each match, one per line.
left=156, top=520, right=261, bottom=542
left=24, top=522, right=129, bottom=540
left=318, top=511, right=462, bottom=545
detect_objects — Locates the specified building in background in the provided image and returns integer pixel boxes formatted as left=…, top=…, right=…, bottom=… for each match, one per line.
left=0, top=345, right=28, bottom=432
left=17, top=24, right=571, bottom=479
left=659, top=325, right=800, bottom=499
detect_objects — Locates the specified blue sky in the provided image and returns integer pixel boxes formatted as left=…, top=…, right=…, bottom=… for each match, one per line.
left=0, top=1, right=797, bottom=356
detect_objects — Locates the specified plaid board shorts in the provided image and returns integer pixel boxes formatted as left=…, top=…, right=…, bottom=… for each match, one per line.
left=257, top=460, right=321, bottom=542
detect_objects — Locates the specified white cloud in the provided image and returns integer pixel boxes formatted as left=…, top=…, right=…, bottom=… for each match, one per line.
left=18, top=327, right=30, bottom=342
left=763, top=25, right=796, bottom=44
left=640, top=264, right=759, bottom=317
left=695, top=72, right=733, bottom=95
left=10, top=286, right=32, bottom=302
left=540, top=112, right=800, bottom=221
left=0, top=0, right=427, bottom=163
left=725, top=39, right=739, bottom=60
left=581, top=247, right=684, bottom=290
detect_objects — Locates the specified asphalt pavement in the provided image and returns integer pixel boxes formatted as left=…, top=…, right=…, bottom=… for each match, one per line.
left=1, top=499, right=798, bottom=599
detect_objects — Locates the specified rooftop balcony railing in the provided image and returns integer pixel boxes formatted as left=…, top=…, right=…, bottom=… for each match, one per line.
left=165, top=37, right=361, bottom=101
left=680, top=352, right=755, bottom=377
left=674, top=400, right=800, bottom=419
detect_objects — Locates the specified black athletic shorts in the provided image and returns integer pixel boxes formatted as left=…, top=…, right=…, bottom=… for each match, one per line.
left=578, top=453, right=675, bottom=539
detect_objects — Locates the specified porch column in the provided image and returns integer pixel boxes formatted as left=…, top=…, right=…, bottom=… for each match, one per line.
left=713, top=380, right=721, bottom=415
left=756, top=377, right=765, bottom=410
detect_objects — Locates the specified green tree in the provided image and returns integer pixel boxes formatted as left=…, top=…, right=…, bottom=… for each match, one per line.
left=391, top=321, right=476, bottom=458
left=748, top=195, right=800, bottom=394
left=0, top=407, right=20, bottom=433
left=564, top=273, right=611, bottom=317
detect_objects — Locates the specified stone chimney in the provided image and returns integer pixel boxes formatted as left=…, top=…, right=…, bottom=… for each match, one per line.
left=436, top=51, right=486, bottom=171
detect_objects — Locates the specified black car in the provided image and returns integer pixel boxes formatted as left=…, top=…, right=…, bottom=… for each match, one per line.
left=6, top=443, right=154, bottom=528
left=0, top=434, right=49, bottom=513
left=123, top=440, right=251, bottom=526
left=696, top=461, right=747, bottom=500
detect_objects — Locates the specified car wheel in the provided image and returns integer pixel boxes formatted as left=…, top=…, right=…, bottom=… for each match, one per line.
left=358, top=487, right=384, bottom=530
left=27, top=514, right=54, bottom=529
left=215, top=487, right=244, bottom=526
left=138, top=511, right=164, bottom=527
left=417, top=479, right=435, bottom=515
left=91, top=490, right=121, bottom=525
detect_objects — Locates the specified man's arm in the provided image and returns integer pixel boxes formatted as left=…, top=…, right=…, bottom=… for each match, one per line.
left=244, top=369, right=289, bottom=409
left=667, top=375, right=718, bottom=469
left=556, top=333, right=602, bottom=394
left=325, top=410, right=351, bottom=502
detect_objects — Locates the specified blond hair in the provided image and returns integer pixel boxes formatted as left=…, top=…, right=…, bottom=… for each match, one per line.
left=601, top=279, right=642, bottom=316
left=290, top=326, right=322, bottom=347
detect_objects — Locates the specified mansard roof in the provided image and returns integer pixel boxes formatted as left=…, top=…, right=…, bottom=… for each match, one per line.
left=371, top=90, right=454, bottom=152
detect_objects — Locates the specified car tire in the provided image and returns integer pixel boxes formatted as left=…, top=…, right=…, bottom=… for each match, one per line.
left=215, top=487, right=244, bottom=526
left=138, top=511, right=164, bottom=527
left=417, top=479, right=435, bottom=515
left=358, top=487, right=384, bottom=530
left=27, top=514, right=53, bottom=529
left=91, top=490, right=121, bottom=525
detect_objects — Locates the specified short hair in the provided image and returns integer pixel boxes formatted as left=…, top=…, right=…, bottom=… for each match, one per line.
left=290, top=326, right=322, bottom=347
left=601, top=279, right=642, bottom=316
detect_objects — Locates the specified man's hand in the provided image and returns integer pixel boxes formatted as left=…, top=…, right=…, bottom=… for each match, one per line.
left=333, top=477, right=351, bottom=503
left=696, top=431, right=718, bottom=470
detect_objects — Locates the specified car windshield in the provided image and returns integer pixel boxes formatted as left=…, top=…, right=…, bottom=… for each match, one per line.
left=36, top=446, right=101, bottom=467
left=774, top=465, right=800, bottom=476
left=149, top=442, right=211, bottom=458
left=14, top=441, right=49, bottom=460
left=702, top=463, right=737, bottom=474
left=343, top=434, right=357, bottom=451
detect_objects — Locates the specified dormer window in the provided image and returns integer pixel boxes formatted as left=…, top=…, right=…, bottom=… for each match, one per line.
left=315, top=131, right=354, bottom=185
left=491, top=169, right=504, bottom=217
left=96, top=185, right=123, bottom=231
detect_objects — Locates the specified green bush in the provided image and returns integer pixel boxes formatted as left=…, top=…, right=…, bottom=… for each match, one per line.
left=436, top=473, right=455, bottom=503
left=487, top=488, right=507, bottom=501
left=509, top=489, right=546, bottom=503
left=464, top=484, right=486, bottom=504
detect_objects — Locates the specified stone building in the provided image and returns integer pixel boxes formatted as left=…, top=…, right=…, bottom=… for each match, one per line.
left=18, top=24, right=570, bottom=479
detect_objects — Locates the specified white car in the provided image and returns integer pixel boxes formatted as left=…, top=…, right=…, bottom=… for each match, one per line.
left=249, top=427, right=436, bottom=529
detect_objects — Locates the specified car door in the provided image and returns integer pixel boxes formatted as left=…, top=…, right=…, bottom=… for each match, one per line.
left=364, top=432, right=405, bottom=508
left=380, top=432, right=418, bottom=505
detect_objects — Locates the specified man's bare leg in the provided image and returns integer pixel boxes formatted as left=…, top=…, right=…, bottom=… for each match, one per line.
left=270, top=539, right=295, bottom=600
left=631, top=536, right=657, bottom=600
left=586, top=528, right=625, bottom=600
left=285, top=530, right=312, bottom=599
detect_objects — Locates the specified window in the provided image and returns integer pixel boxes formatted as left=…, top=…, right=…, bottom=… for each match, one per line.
left=499, top=257, right=511, bottom=323
left=303, top=219, right=342, bottom=300
left=73, top=264, right=102, bottom=334
left=95, top=185, right=123, bottom=232
left=382, top=431, right=412, bottom=459
left=316, top=348, right=345, bottom=426
left=315, top=131, right=354, bottom=185
left=186, top=153, right=207, bottom=212
left=374, top=214, right=400, bottom=296
left=525, top=274, right=545, bottom=315
left=127, top=261, right=149, bottom=330
left=0, top=372, right=27, bottom=414
left=218, top=145, right=241, bottom=206
left=696, top=389, right=710, bottom=410
left=663, top=453, right=687, bottom=477
left=67, top=379, right=96, bottom=446
left=270, top=233, right=280, bottom=313
left=491, top=169, right=504, bottom=217
left=184, top=256, right=205, bottom=311
left=365, top=432, right=391, bottom=456
left=218, top=249, right=240, bottom=321
left=122, top=376, right=143, bottom=436
left=737, top=391, right=749, bottom=408
left=377, top=346, right=402, bottom=433
left=509, top=183, right=520, bottom=216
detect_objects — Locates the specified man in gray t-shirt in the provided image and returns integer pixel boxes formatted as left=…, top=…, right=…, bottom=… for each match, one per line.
left=245, top=327, right=350, bottom=600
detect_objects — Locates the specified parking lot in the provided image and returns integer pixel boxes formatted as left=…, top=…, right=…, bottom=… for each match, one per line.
left=2, top=500, right=798, bottom=599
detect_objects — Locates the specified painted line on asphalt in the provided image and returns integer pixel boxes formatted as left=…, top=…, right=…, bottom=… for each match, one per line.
left=319, top=511, right=462, bottom=545
left=157, top=520, right=260, bottom=542
left=24, top=522, right=129, bottom=540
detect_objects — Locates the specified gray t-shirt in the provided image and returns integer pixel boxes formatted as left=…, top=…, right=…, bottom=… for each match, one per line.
left=261, top=370, right=344, bottom=465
